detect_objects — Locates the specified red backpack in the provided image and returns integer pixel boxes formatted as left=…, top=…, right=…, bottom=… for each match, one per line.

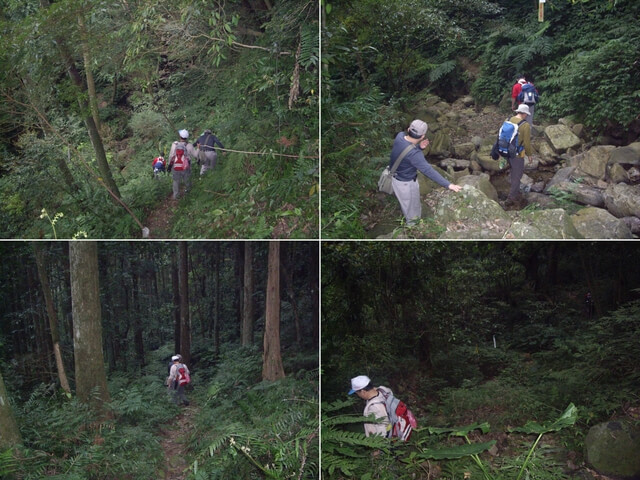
left=377, top=386, right=417, bottom=441
left=171, top=143, right=190, bottom=172
left=177, top=364, right=190, bottom=387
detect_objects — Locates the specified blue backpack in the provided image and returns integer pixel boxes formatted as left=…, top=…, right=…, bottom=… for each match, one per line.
left=517, top=83, right=539, bottom=104
left=497, top=119, right=526, bottom=159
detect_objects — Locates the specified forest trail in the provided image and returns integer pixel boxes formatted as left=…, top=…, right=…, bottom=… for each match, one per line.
left=159, top=401, right=199, bottom=480
left=145, top=190, right=178, bottom=239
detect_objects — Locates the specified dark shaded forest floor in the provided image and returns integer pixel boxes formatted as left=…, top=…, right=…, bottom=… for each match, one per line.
left=159, top=400, right=198, bottom=480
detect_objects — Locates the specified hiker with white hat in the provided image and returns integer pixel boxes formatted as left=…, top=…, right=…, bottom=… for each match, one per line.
left=168, top=354, right=190, bottom=406
left=168, top=129, right=198, bottom=199
left=506, top=104, right=534, bottom=208
left=388, top=119, right=462, bottom=226
left=348, top=375, right=389, bottom=437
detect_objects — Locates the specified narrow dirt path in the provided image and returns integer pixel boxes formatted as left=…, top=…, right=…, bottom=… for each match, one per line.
left=158, top=402, right=199, bottom=480
left=144, top=193, right=178, bottom=239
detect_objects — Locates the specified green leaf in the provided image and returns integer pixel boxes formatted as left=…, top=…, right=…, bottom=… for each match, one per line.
left=510, top=403, right=578, bottom=435
left=426, top=422, right=491, bottom=436
left=408, top=440, right=496, bottom=460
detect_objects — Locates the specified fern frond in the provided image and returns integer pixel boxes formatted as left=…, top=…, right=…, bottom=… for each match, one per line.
left=429, top=60, right=457, bottom=83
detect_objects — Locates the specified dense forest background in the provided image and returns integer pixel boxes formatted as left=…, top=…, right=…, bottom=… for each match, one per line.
left=321, top=241, right=640, bottom=479
left=0, top=0, right=319, bottom=239
left=0, top=241, right=319, bottom=479
left=321, top=0, right=640, bottom=237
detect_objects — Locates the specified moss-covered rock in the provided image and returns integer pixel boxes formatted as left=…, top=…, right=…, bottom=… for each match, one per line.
left=585, top=421, right=640, bottom=479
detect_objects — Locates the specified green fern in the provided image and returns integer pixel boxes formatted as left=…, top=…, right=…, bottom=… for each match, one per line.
left=429, top=60, right=457, bottom=84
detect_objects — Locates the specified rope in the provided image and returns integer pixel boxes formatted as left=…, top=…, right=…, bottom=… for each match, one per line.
left=217, top=147, right=318, bottom=159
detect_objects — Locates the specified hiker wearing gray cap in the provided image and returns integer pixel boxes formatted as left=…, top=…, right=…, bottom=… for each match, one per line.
left=348, top=375, right=389, bottom=437
left=506, top=105, right=534, bottom=208
left=389, top=120, right=462, bottom=226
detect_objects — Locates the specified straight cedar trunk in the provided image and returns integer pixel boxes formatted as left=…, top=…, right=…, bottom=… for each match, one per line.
left=310, top=242, right=319, bottom=349
left=242, top=242, right=254, bottom=346
left=262, top=241, right=285, bottom=381
left=0, top=369, right=22, bottom=449
left=69, top=242, right=111, bottom=416
left=172, top=250, right=181, bottom=355
left=178, top=242, right=191, bottom=365
left=214, top=244, right=221, bottom=357
left=33, top=242, right=71, bottom=394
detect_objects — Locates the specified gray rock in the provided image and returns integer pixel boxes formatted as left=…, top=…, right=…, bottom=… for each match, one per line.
left=548, top=181, right=605, bottom=208
left=517, top=209, right=583, bottom=239
left=603, top=183, right=640, bottom=218
left=608, top=162, right=629, bottom=184
left=545, top=166, right=576, bottom=193
left=608, top=145, right=640, bottom=167
left=585, top=421, right=640, bottom=479
left=544, top=124, right=582, bottom=153
left=457, top=174, right=498, bottom=202
left=440, top=158, right=472, bottom=170
left=621, top=216, right=640, bottom=235
left=417, top=165, right=452, bottom=196
left=571, top=207, right=633, bottom=239
left=575, top=145, right=616, bottom=182
left=452, top=142, right=476, bottom=159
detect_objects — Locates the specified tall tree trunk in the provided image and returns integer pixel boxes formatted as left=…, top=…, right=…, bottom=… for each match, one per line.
left=310, top=242, right=319, bottom=349
left=77, top=13, right=101, bottom=130
left=33, top=242, right=71, bottom=394
left=131, top=266, right=145, bottom=367
left=282, top=245, right=302, bottom=346
left=178, top=242, right=191, bottom=365
left=172, top=250, right=181, bottom=355
left=242, top=242, right=254, bottom=346
left=69, top=241, right=111, bottom=417
left=214, top=243, right=221, bottom=358
left=262, top=241, right=285, bottom=381
left=0, top=369, right=22, bottom=449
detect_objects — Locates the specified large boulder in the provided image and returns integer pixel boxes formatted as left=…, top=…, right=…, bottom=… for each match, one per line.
left=574, top=145, right=616, bottom=182
left=452, top=142, right=476, bottom=159
left=457, top=174, right=498, bottom=202
left=432, top=185, right=513, bottom=238
left=546, top=181, right=605, bottom=208
left=603, top=183, right=640, bottom=218
left=544, top=124, right=582, bottom=153
left=514, top=209, right=582, bottom=239
left=426, top=131, right=452, bottom=157
left=585, top=421, right=640, bottom=479
left=571, top=207, right=634, bottom=239
left=417, top=164, right=453, bottom=195
left=608, top=144, right=640, bottom=167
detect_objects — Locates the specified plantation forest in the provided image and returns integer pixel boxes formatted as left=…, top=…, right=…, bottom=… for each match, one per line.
left=322, top=241, right=640, bottom=479
left=0, top=0, right=319, bottom=239
left=0, top=241, right=319, bottom=479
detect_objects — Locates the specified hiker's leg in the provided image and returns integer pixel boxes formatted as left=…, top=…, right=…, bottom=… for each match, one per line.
left=527, top=105, right=534, bottom=126
left=508, top=156, right=525, bottom=200
left=392, top=177, right=421, bottom=225
left=184, top=169, right=192, bottom=193
left=209, top=151, right=217, bottom=170
left=172, top=172, right=181, bottom=199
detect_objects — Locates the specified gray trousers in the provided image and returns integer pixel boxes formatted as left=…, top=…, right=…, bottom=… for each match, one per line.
left=171, top=384, right=189, bottom=405
left=172, top=169, right=191, bottom=199
left=525, top=104, right=535, bottom=126
left=199, top=150, right=218, bottom=175
left=508, top=156, right=525, bottom=199
left=392, top=176, right=421, bottom=225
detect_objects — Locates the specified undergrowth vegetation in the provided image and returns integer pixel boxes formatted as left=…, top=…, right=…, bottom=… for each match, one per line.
left=1, top=343, right=318, bottom=480
left=321, top=0, right=640, bottom=238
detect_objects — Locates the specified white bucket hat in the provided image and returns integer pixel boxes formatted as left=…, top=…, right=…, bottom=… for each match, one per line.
left=515, top=104, right=531, bottom=115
